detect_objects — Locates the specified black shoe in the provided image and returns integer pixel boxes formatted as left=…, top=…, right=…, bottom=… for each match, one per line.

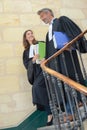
left=46, top=117, right=53, bottom=126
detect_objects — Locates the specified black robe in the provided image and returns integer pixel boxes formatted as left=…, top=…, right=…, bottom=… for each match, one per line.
left=23, top=47, right=49, bottom=109
left=46, top=16, right=87, bottom=58
left=46, top=16, right=87, bottom=103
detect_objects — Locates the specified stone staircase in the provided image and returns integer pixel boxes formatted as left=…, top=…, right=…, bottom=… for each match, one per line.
left=37, top=106, right=87, bottom=130
left=38, top=120, right=87, bottom=130
left=37, top=54, right=87, bottom=130
left=38, top=33, right=87, bottom=130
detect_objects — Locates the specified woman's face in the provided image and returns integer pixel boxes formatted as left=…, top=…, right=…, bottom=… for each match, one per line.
left=25, top=31, right=35, bottom=44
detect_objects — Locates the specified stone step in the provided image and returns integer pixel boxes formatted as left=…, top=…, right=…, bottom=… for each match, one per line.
left=37, top=123, right=75, bottom=130
left=37, top=121, right=77, bottom=130
left=37, top=106, right=86, bottom=130
left=37, top=125, right=58, bottom=130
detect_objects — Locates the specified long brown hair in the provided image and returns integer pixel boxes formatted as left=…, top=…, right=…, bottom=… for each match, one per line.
left=23, top=29, right=37, bottom=50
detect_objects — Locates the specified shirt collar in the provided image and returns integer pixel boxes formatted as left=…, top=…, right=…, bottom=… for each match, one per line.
left=50, top=18, right=56, bottom=24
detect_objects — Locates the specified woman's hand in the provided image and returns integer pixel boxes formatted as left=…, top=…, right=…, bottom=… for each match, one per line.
left=32, top=54, right=39, bottom=62
left=40, top=58, right=45, bottom=64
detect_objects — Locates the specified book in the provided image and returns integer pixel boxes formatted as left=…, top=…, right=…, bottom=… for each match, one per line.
left=54, top=31, right=70, bottom=49
left=34, top=41, right=46, bottom=64
left=38, top=41, right=46, bottom=60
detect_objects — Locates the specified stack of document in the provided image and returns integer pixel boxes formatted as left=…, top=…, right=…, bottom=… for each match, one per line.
left=34, top=41, right=46, bottom=64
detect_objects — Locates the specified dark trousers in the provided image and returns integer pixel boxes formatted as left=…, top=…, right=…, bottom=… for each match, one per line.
left=44, top=106, right=52, bottom=115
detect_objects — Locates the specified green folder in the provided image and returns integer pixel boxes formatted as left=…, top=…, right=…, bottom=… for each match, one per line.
left=38, top=41, right=46, bottom=60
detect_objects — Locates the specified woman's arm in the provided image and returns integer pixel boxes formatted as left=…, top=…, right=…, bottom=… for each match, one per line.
left=23, top=49, right=30, bottom=69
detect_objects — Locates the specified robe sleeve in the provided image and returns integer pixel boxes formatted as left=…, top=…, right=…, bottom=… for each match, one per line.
left=59, top=16, right=87, bottom=53
left=23, top=49, right=35, bottom=84
left=23, top=49, right=30, bottom=70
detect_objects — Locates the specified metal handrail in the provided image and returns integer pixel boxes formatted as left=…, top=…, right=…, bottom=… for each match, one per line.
left=41, top=30, right=87, bottom=95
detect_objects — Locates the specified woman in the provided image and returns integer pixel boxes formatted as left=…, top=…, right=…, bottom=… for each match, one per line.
left=22, top=30, right=53, bottom=126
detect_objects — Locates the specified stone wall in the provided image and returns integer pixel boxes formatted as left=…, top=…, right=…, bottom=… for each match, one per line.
left=0, top=0, right=87, bottom=128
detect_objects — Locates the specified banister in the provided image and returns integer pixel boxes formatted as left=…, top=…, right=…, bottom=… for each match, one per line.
left=41, top=30, right=87, bottom=95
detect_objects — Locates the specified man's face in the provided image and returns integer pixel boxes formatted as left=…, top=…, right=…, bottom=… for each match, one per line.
left=39, top=11, right=52, bottom=24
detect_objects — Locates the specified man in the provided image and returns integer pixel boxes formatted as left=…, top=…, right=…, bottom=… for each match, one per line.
left=37, top=8, right=87, bottom=122
left=37, top=8, right=87, bottom=57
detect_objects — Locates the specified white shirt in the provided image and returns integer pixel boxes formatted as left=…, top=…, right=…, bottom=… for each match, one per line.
left=48, top=18, right=57, bottom=48
left=48, top=18, right=54, bottom=41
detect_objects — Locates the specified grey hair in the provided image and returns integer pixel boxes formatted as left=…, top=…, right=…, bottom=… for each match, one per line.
left=37, top=8, right=54, bottom=17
